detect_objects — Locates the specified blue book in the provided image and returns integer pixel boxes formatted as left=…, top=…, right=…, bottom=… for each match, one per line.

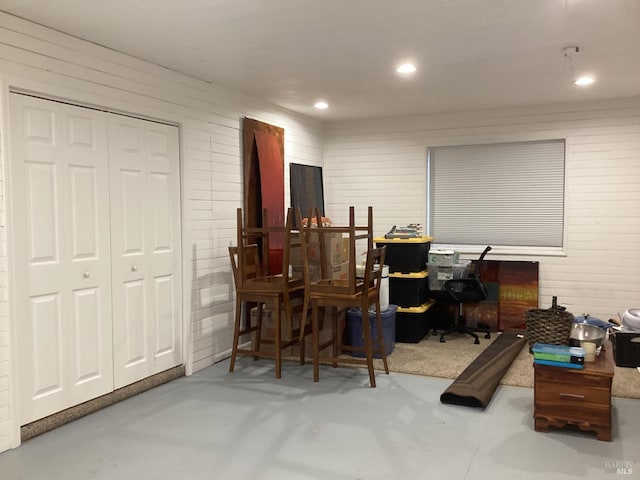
left=534, top=358, right=585, bottom=369
left=532, top=343, right=585, bottom=365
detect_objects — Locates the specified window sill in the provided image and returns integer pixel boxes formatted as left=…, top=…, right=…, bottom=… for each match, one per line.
left=431, top=244, right=566, bottom=258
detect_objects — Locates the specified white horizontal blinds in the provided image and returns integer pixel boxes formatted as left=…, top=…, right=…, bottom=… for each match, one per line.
left=429, top=140, right=565, bottom=247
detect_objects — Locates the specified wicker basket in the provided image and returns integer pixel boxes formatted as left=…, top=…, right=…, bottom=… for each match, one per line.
left=525, top=296, right=574, bottom=350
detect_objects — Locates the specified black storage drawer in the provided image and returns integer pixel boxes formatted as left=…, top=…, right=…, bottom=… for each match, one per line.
left=389, top=271, right=429, bottom=308
left=612, top=332, right=640, bottom=367
left=375, top=236, right=432, bottom=274
left=395, top=300, right=434, bottom=343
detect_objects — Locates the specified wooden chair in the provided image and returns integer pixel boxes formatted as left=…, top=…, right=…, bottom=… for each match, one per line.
left=228, top=207, right=311, bottom=378
left=306, top=206, right=373, bottom=292
left=303, top=207, right=390, bottom=387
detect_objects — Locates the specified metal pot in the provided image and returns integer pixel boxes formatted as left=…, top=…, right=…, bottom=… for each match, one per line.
left=569, top=322, right=606, bottom=349
left=573, top=313, right=613, bottom=330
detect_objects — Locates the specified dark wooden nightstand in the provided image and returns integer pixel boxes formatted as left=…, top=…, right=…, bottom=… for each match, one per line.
left=534, top=340, right=615, bottom=441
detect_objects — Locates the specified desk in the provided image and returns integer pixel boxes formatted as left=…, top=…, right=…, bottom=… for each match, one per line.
left=534, top=340, right=615, bottom=441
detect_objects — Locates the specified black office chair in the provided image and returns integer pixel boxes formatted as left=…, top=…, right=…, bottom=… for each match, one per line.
left=439, top=246, right=492, bottom=345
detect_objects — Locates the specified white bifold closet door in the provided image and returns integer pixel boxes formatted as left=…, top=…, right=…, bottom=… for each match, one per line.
left=10, top=94, right=182, bottom=425
left=11, top=94, right=114, bottom=424
left=108, top=115, right=182, bottom=389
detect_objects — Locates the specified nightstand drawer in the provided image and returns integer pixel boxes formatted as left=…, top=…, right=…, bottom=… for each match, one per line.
left=535, top=368, right=611, bottom=389
left=535, top=380, right=611, bottom=406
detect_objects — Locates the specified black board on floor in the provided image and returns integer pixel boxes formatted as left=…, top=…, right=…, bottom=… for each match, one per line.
left=440, top=330, right=527, bottom=408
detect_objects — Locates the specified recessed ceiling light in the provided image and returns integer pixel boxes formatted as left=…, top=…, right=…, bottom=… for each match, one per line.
left=396, top=63, right=416, bottom=74
left=574, top=76, right=595, bottom=86
left=314, top=101, right=329, bottom=109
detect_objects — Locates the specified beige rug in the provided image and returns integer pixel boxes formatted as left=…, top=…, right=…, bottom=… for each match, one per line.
left=368, top=332, right=640, bottom=399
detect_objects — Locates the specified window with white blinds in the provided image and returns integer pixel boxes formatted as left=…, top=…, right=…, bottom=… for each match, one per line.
left=427, top=140, right=565, bottom=248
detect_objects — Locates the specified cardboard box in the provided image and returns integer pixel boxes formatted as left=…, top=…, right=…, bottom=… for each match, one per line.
left=250, top=307, right=314, bottom=359
left=428, top=249, right=459, bottom=267
left=289, top=232, right=348, bottom=267
left=292, top=264, right=322, bottom=282
left=292, top=261, right=350, bottom=282
left=436, top=266, right=453, bottom=281
left=307, top=232, right=348, bottom=266
left=301, top=309, right=345, bottom=359
left=428, top=261, right=471, bottom=291
left=341, top=237, right=350, bottom=264
left=250, top=306, right=282, bottom=340
left=328, top=262, right=349, bottom=281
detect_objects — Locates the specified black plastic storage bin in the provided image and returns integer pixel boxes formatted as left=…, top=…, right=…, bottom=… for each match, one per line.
left=346, top=305, right=397, bottom=358
left=374, top=236, right=432, bottom=274
left=395, top=300, right=434, bottom=343
left=612, top=332, right=640, bottom=367
left=389, top=270, right=428, bottom=308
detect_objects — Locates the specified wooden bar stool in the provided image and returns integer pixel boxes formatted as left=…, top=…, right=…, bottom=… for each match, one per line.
left=303, top=207, right=390, bottom=387
left=228, top=207, right=311, bottom=378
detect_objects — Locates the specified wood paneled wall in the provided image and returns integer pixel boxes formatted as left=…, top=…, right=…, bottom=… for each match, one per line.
left=323, top=99, right=640, bottom=322
left=0, top=13, right=324, bottom=451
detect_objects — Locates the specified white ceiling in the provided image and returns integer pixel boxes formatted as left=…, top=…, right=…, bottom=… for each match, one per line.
left=2, top=0, right=640, bottom=121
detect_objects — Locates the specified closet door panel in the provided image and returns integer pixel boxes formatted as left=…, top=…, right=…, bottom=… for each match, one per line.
left=110, top=116, right=182, bottom=389
left=153, top=275, right=175, bottom=356
left=11, top=94, right=113, bottom=424
left=121, top=170, right=145, bottom=253
left=30, top=294, right=63, bottom=398
left=123, top=280, right=147, bottom=366
left=147, top=123, right=181, bottom=371
left=71, top=287, right=104, bottom=384
left=110, top=117, right=149, bottom=387
left=64, top=105, right=114, bottom=406
left=26, top=162, right=59, bottom=261
left=11, top=94, right=182, bottom=423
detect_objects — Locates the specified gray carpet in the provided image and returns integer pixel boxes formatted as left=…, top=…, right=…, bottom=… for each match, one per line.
left=367, top=332, right=640, bottom=399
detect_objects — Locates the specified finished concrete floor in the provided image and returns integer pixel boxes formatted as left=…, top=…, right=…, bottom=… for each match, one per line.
left=1, top=357, right=638, bottom=479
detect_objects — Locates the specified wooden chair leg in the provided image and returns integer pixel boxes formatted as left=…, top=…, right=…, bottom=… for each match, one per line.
left=361, top=308, right=376, bottom=388
left=331, top=307, right=339, bottom=368
left=374, top=301, right=390, bottom=374
left=250, top=304, right=262, bottom=361
left=312, top=301, right=320, bottom=382
left=273, top=300, right=282, bottom=379
left=229, top=300, right=243, bottom=372
left=298, top=295, right=309, bottom=366
left=299, top=328, right=306, bottom=366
